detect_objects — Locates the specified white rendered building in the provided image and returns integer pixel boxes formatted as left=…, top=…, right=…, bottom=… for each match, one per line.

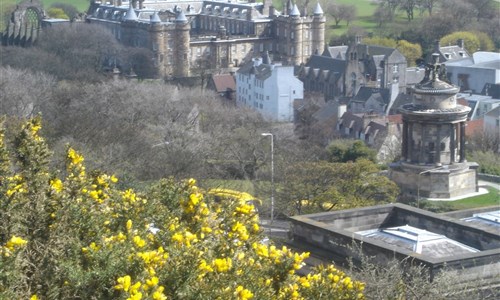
left=236, top=53, right=303, bottom=122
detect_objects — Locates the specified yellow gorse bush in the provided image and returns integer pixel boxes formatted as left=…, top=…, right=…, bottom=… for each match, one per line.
left=0, top=118, right=365, bottom=299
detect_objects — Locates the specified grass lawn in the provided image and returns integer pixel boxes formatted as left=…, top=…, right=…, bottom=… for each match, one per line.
left=1, top=0, right=89, bottom=12
left=420, top=186, right=500, bottom=213
left=1, top=0, right=89, bottom=31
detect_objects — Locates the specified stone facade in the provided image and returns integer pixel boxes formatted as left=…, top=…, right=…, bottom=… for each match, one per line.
left=389, top=54, right=478, bottom=199
left=85, top=0, right=326, bottom=78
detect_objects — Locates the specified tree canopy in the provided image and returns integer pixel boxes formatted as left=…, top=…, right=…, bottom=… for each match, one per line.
left=279, top=159, right=399, bottom=215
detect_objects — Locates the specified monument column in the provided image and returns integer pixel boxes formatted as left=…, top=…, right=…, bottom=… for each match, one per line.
left=407, top=123, right=413, bottom=162
left=419, top=124, right=426, bottom=164
left=450, top=123, right=456, bottom=163
left=402, top=121, right=408, bottom=160
left=436, top=124, right=441, bottom=164
left=459, top=122, right=466, bottom=162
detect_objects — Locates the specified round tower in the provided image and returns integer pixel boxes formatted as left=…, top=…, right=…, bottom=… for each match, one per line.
left=289, top=4, right=302, bottom=65
left=149, top=12, right=165, bottom=77
left=311, top=2, right=325, bottom=55
left=174, top=11, right=190, bottom=78
left=389, top=54, right=478, bottom=200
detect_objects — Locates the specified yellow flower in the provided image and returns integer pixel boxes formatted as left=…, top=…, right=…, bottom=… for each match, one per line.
left=133, top=236, right=146, bottom=248
left=115, top=275, right=132, bottom=291
left=153, top=286, right=167, bottom=300
left=146, top=276, right=159, bottom=287
left=67, top=148, right=84, bottom=165
left=110, top=175, right=118, bottom=183
left=235, top=286, right=254, bottom=300
left=5, top=236, right=27, bottom=251
left=50, top=178, right=63, bottom=193
left=127, top=220, right=133, bottom=232
left=128, top=292, right=143, bottom=300
left=213, top=257, right=232, bottom=273
left=30, top=295, right=38, bottom=300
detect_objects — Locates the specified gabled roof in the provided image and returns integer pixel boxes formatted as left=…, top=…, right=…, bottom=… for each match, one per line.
left=211, top=74, right=236, bottom=93
left=323, top=46, right=348, bottom=60
left=306, top=55, right=346, bottom=73
left=338, top=111, right=364, bottom=131
left=388, top=94, right=412, bottom=115
left=439, top=45, right=469, bottom=62
left=354, top=44, right=396, bottom=57
left=351, top=87, right=390, bottom=105
left=485, top=105, right=500, bottom=118
left=237, top=59, right=276, bottom=81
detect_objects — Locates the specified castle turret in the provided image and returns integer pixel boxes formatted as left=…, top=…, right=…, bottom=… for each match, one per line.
left=289, top=4, right=302, bottom=65
left=311, top=2, right=325, bottom=55
left=174, top=11, right=190, bottom=78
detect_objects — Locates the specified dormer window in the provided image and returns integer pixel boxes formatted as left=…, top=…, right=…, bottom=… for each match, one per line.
left=444, top=53, right=450, bottom=59
left=459, top=51, right=464, bottom=57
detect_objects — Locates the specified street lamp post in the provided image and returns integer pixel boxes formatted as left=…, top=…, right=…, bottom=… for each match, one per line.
left=417, top=165, right=446, bottom=208
left=261, top=133, right=274, bottom=227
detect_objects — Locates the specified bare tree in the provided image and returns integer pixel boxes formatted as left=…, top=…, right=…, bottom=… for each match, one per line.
left=0, top=67, right=55, bottom=118
left=325, top=3, right=357, bottom=27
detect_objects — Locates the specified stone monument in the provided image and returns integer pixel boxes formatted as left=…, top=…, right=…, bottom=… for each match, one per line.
left=389, top=53, right=478, bottom=199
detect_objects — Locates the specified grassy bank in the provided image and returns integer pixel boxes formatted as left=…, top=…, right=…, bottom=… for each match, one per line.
left=420, top=186, right=500, bottom=213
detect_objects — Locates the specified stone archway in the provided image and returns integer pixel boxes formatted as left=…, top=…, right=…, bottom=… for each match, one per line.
left=1, top=0, right=45, bottom=46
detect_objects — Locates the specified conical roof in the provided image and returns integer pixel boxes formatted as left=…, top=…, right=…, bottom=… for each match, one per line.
left=150, top=11, right=161, bottom=24
left=175, top=10, right=187, bottom=23
left=290, top=4, right=300, bottom=16
left=313, top=2, right=323, bottom=15
left=124, top=4, right=138, bottom=21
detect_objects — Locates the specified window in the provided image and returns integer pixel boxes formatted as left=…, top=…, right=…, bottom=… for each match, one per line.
left=291, top=31, right=294, bottom=40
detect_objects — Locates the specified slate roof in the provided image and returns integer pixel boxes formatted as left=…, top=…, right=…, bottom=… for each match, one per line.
left=354, top=44, right=396, bottom=57
left=388, top=93, right=412, bottom=115
left=485, top=105, right=500, bottom=118
left=237, top=59, right=275, bottom=81
left=351, top=87, right=390, bottom=105
left=305, top=55, right=346, bottom=73
left=406, top=67, right=426, bottom=85
left=322, top=46, right=348, bottom=60
left=439, top=45, right=469, bottom=61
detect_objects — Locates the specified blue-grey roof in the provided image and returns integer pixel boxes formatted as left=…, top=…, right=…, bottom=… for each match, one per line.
left=124, top=5, right=138, bottom=21
left=290, top=4, right=300, bottom=16
left=306, top=55, right=346, bottom=73
left=313, top=2, right=323, bottom=15
left=175, top=10, right=187, bottom=22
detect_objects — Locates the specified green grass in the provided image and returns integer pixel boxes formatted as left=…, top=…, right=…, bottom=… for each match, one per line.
left=420, top=186, right=500, bottom=213
left=1, top=0, right=89, bottom=31
left=1, top=0, right=89, bottom=12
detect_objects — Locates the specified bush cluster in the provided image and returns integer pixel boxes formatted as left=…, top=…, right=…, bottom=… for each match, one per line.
left=0, top=118, right=365, bottom=299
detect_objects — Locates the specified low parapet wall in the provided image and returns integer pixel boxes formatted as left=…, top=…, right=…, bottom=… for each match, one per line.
left=289, top=203, right=500, bottom=282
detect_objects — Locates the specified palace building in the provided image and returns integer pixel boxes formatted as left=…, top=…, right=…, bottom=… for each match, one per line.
left=85, top=0, right=326, bottom=78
